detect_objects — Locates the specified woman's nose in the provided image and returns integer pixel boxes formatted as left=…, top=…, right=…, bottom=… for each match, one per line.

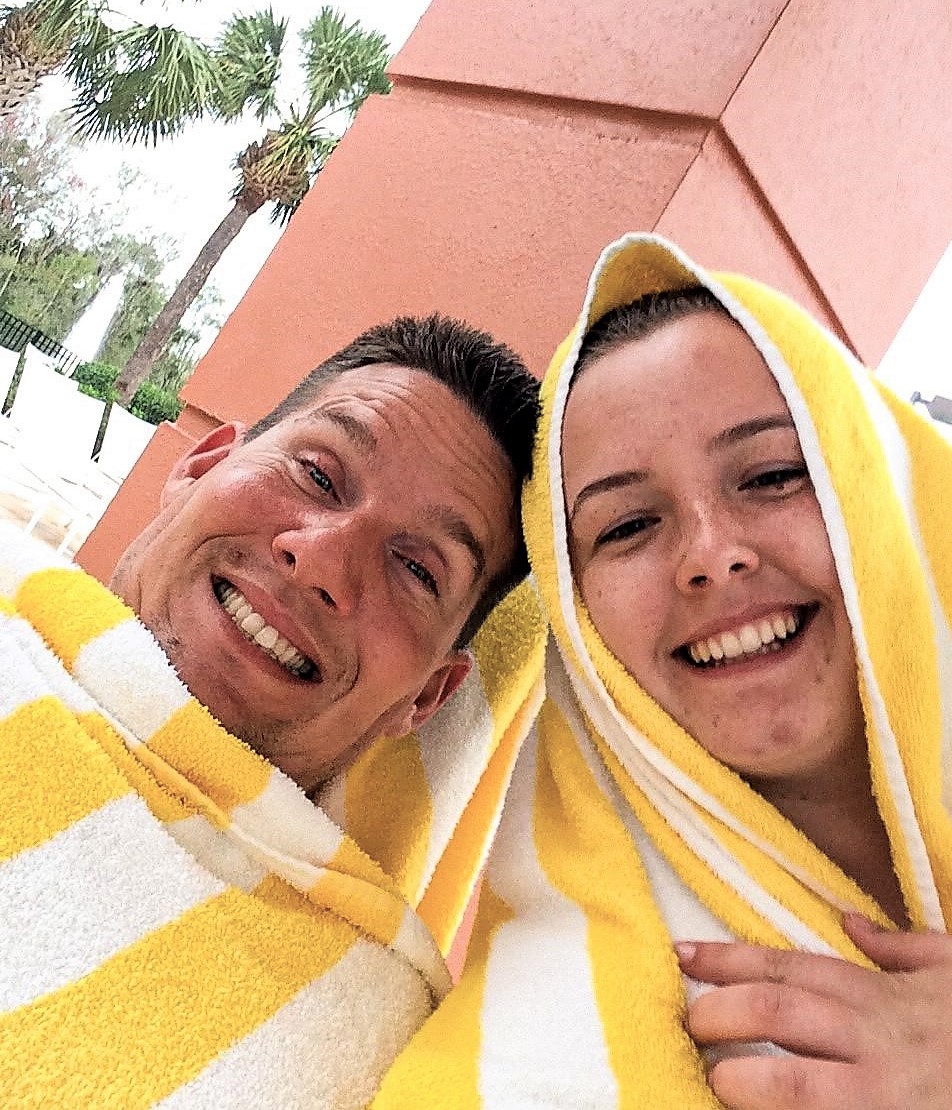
left=674, top=506, right=759, bottom=593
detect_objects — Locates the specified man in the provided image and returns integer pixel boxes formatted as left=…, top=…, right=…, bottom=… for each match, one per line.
left=0, top=314, right=540, bottom=1108
left=112, top=313, right=538, bottom=793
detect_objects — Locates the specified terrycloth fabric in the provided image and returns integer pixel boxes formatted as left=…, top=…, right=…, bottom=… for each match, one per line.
left=374, top=233, right=952, bottom=1108
left=0, top=523, right=545, bottom=1108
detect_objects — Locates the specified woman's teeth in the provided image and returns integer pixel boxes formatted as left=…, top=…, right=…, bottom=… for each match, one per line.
left=686, top=611, right=801, bottom=666
left=214, top=581, right=316, bottom=679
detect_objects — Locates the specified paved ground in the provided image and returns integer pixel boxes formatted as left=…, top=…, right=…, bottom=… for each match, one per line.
left=0, top=486, right=83, bottom=556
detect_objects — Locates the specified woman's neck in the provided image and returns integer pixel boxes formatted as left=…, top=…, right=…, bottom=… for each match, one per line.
left=750, top=751, right=910, bottom=928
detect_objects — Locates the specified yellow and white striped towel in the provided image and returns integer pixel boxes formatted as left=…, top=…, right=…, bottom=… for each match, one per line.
left=0, top=522, right=545, bottom=1108
left=374, top=233, right=952, bottom=1108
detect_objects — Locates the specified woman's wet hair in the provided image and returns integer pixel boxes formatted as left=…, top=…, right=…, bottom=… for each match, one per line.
left=576, top=285, right=728, bottom=377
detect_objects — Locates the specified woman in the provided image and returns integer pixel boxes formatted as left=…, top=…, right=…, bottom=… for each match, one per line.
left=374, top=234, right=952, bottom=1109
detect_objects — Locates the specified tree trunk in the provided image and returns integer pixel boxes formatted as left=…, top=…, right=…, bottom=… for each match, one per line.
left=0, top=51, right=45, bottom=121
left=115, top=197, right=260, bottom=403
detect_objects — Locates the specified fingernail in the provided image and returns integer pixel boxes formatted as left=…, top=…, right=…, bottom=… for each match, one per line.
left=675, top=942, right=697, bottom=963
left=846, top=911, right=883, bottom=931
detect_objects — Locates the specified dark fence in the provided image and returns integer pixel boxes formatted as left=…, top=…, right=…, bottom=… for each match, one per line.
left=0, top=310, right=79, bottom=375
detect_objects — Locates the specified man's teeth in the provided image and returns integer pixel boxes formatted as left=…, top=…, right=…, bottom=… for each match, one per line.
left=687, top=611, right=800, bottom=666
left=215, top=582, right=315, bottom=678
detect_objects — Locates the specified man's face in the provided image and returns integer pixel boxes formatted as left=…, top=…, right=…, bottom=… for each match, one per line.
left=111, top=363, right=518, bottom=792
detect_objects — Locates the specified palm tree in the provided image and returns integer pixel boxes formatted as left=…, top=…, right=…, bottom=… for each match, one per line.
left=114, top=7, right=390, bottom=403
left=0, top=0, right=220, bottom=140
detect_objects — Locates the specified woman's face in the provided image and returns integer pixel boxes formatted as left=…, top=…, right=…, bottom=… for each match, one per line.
left=562, top=309, right=864, bottom=784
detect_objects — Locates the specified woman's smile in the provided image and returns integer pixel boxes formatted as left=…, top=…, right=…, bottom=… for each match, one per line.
left=674, top=602, right=817, bottom=669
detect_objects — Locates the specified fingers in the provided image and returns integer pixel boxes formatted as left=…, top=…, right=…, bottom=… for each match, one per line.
left=676, top=941, right=871, bottom=1001
left=709, top=1054, right=867, bottom=1110
left=688, top=981, right=860, bottom=1061
left=843, top=913, right=952, bottom=972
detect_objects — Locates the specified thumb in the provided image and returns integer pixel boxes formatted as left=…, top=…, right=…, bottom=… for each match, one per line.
left=844, top=912, right=952, bottom=972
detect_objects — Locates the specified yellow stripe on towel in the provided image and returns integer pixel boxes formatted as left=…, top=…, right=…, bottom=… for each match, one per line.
left=146, top=700, right=274, bottom=813
left=534, top=702, right=719, bottom=1108
left=0, top=877, right=359, bottom=1110
left=418, top=670, right=544, bottom=954
left=0, top=698, right=131, bottom=861
left=345, top=734, right=432, bottom=902
left=373, top=884, right=515, bottom=1109
left=16, top=567, right=131, bottom=669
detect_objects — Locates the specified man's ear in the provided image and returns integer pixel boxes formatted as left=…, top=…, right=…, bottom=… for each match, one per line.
left=409, top=649, right=474, bottom=731
left=160, top=421, right=247, bottom=507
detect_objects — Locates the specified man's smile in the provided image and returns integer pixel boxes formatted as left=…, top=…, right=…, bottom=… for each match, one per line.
left=213, top=577, right=320, bottom=681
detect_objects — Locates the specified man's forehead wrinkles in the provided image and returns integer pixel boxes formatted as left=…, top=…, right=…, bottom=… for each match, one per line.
left=306, top=407, right=378, bottom=454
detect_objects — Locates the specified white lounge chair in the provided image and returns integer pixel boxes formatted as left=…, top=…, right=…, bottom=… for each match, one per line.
left=0, top=366, right=107, bottom=552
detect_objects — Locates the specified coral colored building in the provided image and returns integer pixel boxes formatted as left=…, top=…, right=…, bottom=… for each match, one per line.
left=79, top=0, right=952, bottom=579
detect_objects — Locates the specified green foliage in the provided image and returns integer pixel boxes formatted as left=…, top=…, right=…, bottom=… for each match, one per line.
left=74, top=358, right=118, bottom=402
left=74, top=360, right=182, bottom=425
left=70, top=23, right=223, bottom=145
left=14, top=0, right=99, bottom=68
left=0, top=0, right=223, bottom=143
left=99, top=267, right=166, bottom=367
left=115, top=5, right=391, bottom=396
left=99, top=253, right=220, bottom=392
left=299, top=7, right=390, bottom=115
left=213, top=10, right=287, bottom=123
left=129, top=379, right=181, bottom=424
left=222, top=7, right=391, bottom=227
left=0, top=111, right=85, bottom=244
left=0, top=240, right=102, bottom=338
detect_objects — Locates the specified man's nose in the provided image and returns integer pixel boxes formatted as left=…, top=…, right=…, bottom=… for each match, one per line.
left=272, top=516, right=363, bottom=614
left=673, top=504, right=759, bottom=594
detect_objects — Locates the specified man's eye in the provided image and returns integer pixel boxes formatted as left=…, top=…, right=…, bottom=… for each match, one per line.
left=595, top=516, right=656, bottom=548
left=400, top=555, right=439, bottom=596
left=743, top=466, right=808, bottom=492
left=303, top=461, right=337, bottom=498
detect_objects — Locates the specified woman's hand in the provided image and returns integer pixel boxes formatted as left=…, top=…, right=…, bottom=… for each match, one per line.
left=676, top=914, right=952, bottom=1110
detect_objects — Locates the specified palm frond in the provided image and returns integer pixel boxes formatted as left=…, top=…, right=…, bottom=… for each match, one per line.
left=299, top=5, right=389, bottom=119
left=214, top=8, right=287, bottom=123
left=68, top=24, right=220, bottom=144
left=63, top=11, right=118, bottom=90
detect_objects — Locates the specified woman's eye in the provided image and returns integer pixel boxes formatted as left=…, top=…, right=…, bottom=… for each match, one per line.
left=400, top=555, right=439, bottom=597
left=743, top=466, right=808, bottom=493
left=595, top=516, right=656, bottom=548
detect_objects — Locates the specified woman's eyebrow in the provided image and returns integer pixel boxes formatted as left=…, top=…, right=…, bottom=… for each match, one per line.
left=570, top=469, right=648, bottom=523
left=709, top=414, right=795, bottom=451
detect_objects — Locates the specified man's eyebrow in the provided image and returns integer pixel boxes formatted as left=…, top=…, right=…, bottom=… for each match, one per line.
left=423, top=507, right=486, bottom=585
left=570, top=469, right=648, bottom=523
left=311, top=409, right=378, bottom=455
left=709, top=414, right=795, bottom=450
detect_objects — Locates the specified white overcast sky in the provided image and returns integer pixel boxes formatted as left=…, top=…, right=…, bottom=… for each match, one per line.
left=38, top=0, right=431, bottom=348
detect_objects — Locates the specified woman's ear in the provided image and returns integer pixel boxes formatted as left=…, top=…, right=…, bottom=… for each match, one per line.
left=160, top=421, right=247, bottom=507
